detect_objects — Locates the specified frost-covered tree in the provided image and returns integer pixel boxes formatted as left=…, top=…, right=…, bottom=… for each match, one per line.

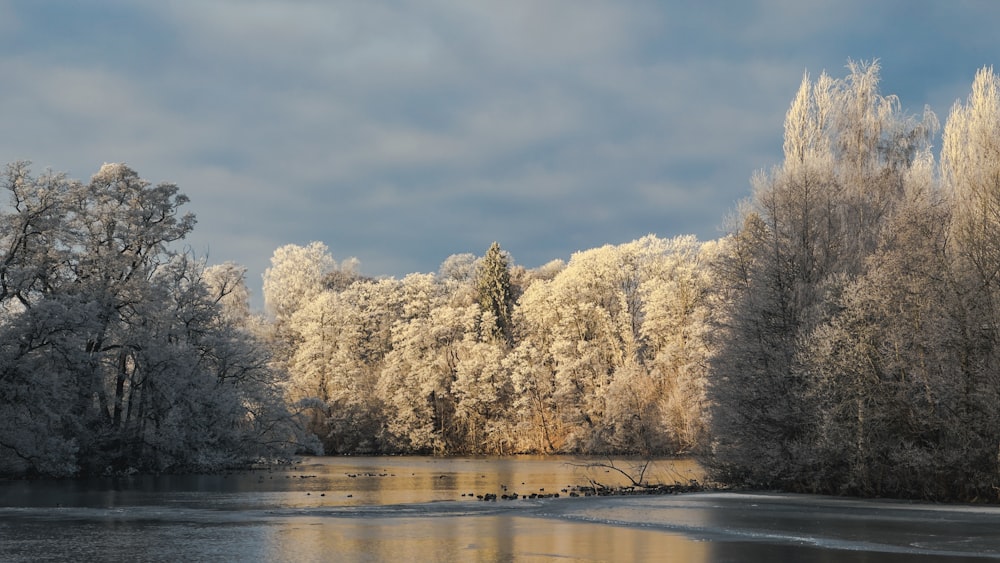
left=640, top=236, right=718, bottom=452
left=799, top=157, right=972, bottom=497
left=508, top=278, right=568, bottom=452
left=514, top=244, right=631, bottom=451
left=262, top=235, right=715, bottom=457
left=377, top=273, right=456, bottom=452
left=319, top=277, right=400, bottom=453
left=707, top=61, right=938, bottom=488
left=261, top=241, right=340, bottom=397
left=476, top=242, right=515, bottom=346
left=512, top=235, right=712, bottom=454
left=203, top=261, right=252, bottom=327
left=285, top=291, right=339, bottom=429
left=452, top=330, right=514, bottom=453
left=942, top=66, right=1000, bottom=329
left=0, top=163, right=311, bottom=476
left=281, top=275, right=401, bottom=454
left=438, top=253, right=478, bottom=283
left=262, top=242, right=336, bottom=322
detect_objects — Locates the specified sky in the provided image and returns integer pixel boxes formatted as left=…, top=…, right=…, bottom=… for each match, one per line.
left=1, top=1, right=998, bottom=307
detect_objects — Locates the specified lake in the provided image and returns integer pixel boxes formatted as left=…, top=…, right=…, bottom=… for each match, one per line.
left=0, top=456, right=998, bottom=561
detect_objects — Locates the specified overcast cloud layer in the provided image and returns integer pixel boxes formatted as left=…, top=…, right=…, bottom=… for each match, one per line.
left=1, top=1, right=998, bottom=306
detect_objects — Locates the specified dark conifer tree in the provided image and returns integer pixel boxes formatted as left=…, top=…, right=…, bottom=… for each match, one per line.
left=476, top=242, right=514, bottom=346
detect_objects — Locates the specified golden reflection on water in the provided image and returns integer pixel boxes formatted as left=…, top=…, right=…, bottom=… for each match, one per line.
left=266, top=515, right=710, bottom=562
left=273, top=456, right=705, bottom=509
left=250, top=457, right=709, bottom=561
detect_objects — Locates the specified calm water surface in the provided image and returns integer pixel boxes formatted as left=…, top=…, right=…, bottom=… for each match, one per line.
left=0, top=456, right=998, bottom=562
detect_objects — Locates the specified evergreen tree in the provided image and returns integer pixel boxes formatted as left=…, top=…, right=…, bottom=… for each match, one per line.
left=476, top=242, right=514, bottom=346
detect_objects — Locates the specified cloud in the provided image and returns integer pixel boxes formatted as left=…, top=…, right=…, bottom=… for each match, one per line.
left=0, top=1, right=996, bottom=306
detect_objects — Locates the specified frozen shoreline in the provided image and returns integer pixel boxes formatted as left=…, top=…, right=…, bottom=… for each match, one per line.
left=2, top=457, right=999, bottom=561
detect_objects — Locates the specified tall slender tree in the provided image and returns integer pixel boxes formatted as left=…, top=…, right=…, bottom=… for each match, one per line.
left=476, top=242, right=515, bottom=346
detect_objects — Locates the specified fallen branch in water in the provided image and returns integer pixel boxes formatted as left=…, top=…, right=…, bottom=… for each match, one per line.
left=566, top=456, right=655, bottom=489
left=466, top=457, right=709, bottom=502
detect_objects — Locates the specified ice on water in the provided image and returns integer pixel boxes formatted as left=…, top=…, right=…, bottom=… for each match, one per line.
left=2, top=457, right=999, bottom=562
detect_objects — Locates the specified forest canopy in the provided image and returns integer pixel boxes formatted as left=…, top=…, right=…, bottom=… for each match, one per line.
left=4, top=61, right=1000, bottom=503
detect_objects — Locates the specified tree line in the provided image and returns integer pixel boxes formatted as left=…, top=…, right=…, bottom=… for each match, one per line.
left=4, top=61, right=1000, bottom=503
left=263, top=237, right=714, bottom=457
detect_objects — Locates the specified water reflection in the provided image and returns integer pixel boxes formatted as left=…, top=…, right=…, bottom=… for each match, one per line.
left=2, top=457, right=996, bottom=561
left=268, top=515, right=709, bottom=563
